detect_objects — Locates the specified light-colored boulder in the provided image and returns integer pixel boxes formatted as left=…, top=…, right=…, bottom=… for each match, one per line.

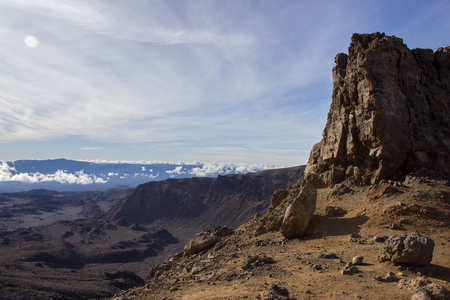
left=184, top=235, right=218, bottom=256
left=280, top=184, right=317, bottom=239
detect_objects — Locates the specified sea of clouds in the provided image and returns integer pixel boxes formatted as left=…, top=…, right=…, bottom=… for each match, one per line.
left=0, top=160, right=275, bottom=186
left=0, top=161, right=106, bottom=184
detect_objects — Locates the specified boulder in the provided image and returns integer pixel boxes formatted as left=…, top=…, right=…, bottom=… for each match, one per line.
left=378, top=233, right=434, bottom=266
left=280, top=184, right=317, bottom=239
left=184, top=235, right=218, bottom=256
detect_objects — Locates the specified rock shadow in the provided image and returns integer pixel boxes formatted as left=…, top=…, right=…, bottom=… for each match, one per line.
left=307, top=215, right=369, bottom=237
left=429, top=264, right=450, bottom=283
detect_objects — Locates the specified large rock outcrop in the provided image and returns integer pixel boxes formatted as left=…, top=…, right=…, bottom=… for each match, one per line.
left=305, top=33, right=450, bottom=186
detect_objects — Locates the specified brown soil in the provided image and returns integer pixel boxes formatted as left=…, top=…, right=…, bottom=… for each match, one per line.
left=110, top=176, right=450, bottom=299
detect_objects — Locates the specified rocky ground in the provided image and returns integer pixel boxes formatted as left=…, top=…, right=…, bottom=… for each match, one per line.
left=109, top=175, right=450, bottom=299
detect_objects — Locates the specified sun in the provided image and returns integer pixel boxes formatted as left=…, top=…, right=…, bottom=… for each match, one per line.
left=24, top=35, right=39, bottom=48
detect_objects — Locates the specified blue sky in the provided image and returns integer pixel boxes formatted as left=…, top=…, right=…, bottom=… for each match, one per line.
left=0, top=1, right=449, bottom=166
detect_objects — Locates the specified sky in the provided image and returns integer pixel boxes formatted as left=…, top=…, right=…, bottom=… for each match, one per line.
left=0, top=1, right=449, bottom=166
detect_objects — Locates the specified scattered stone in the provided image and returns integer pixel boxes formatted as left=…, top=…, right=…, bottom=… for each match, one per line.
left=373, top=235, right=387, bottom=243
left=305, top=289, right=312, bottom=294
left=342, top=266, right=358, bottom=275
left=280, top=184, right=317, bottom=239
left=271, top=189, right=289, bottom=208
left=352, top=256, right=364, bottom=265
left=390, top=223, right=401, bottom=230
left=411, top=289, right=431, bottom=300
left=374, top=272, right=398, bottom=282
left=184, top=234, right=218, bottom=256
left=325, top=206, right=347, bottom=217
left=147, top=263, right=171, bottom=280
left=260, top=284, right=292, bottom=300
left=199, top=273, right=215, bottom=282
left=342, top=263, right=359, bottom=275
left=213, top=226, right=235, bottom=237
left=242, top=255, right=275, bottom=270
left=412, top=284, right=450, bottom=300
left=398, top=278, right=432, bottom=291
left=318, top=252, right=338, bottom=259
left=190, top=266, right=203, bottom=275
left=330, top=184, right=354, bottom=196
left=384, top=272, right=398, bottom=282
left=378, top=233, right=435, bottom=266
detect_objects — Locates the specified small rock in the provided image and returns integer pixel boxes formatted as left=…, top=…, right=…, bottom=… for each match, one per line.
left=411, top=289, right=432, bottom=300
left=325, top=206, right=347, bottom=217
left=213, top=226, right=235, bottom=237
left=374, top=235, right=388, bottom=243
left=342, top=266, right=358, bottom=275
left=318, top=252, right=338, bottom=259
left=374, top=272, right=398, bottom=282
left=305, top=289, right=312, bottom=294
left=384, top=272, right=398, bottom=282
left=242, top=255, right=275, bottom=270
left=199, top=273, right=215, bottom=282
left=390, top=223, right=401, bottom=230
left=352, top=256, right=364, bottom=265
left=191, top=266, right=203, bottom=275
left=260, top=284, right=291, bottom=300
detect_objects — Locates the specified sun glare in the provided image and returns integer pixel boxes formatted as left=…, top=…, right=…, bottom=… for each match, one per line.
left=24, top=35, right=39, bottom=48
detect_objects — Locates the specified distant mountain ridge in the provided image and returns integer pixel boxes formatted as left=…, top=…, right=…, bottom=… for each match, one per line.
left=0, top=159, right=276, bottom=192
left=108, top=165, right=305, bottom=228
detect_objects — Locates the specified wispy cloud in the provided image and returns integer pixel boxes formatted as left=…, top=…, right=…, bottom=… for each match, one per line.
left=0, top=1, right=449, bottom=165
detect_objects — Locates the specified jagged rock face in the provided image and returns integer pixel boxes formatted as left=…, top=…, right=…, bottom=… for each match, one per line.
left=305, top=32, right=450, bottom=186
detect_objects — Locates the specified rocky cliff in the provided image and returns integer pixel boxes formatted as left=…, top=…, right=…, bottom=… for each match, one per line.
left=107, top=166, right=304, bottom=228
left=305, top=33, right=450, bottom=186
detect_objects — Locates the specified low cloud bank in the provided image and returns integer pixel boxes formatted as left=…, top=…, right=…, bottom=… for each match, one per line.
left=0, top=160, right=277, bottom=185
left=167, top=163, right=275, bottom=177
left=0, top=161, right=106, bottom=184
